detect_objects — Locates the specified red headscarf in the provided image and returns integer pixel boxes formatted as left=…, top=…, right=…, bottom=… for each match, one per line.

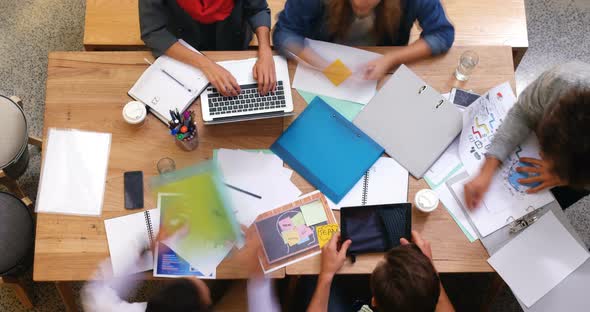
left=176, top=0, right=235, bottom=24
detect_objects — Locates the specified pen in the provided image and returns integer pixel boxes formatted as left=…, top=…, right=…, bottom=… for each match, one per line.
left=224, top=183, right=262, bottom=199
left=144, top=58, right=192, bottom=93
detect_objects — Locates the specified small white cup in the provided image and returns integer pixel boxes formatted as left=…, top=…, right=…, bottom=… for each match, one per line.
left=122, top=101, right=147, bottom=125
left=414, top=189, right=439, bottom=213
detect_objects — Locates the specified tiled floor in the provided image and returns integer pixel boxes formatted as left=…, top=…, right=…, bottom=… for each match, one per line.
left=1, top=0, right=589, bottom=311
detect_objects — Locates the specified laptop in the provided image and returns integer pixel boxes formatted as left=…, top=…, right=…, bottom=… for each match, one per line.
left=353, top=64, right=462, bottom=178
left=200, top=56, right=294, bottom=124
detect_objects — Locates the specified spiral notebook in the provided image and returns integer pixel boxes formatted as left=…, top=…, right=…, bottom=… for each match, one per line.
left=328, top=157, right=409, bottom=210
left=104, top=208, right=160, bottom=276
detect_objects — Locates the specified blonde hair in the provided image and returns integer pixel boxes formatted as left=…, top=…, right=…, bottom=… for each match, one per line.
left=326, top=0, right=402, bottom=42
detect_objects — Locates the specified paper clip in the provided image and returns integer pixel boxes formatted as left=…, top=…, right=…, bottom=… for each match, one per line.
left=508, top=206, right=540, bottom=234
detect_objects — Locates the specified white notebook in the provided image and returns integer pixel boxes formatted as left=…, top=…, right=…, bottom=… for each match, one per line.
left=36, top=128, right=111, bottom=216
left=328, top=157, right=409, bottom=209
left=128, top=40, right=209, bottom=123
left=104, top=208, right=160, bottom=276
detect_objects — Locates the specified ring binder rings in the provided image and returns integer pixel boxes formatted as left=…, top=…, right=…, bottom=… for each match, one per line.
left=361, top=171, right=370, bottom=206
left=508, top=207, right=540, bottom=234
left=145, top=210, right=156, bottom=246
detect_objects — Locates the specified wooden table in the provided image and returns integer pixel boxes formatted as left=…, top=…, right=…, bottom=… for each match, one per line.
left=285, top=46, right=515, bottom=275
left=83, top=0, right=527, bottom=66
left=36, top=46, right=514, bottom=309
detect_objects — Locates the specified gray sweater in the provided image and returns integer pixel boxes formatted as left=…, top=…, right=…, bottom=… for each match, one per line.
left=487, top=61, right=590, bottom=163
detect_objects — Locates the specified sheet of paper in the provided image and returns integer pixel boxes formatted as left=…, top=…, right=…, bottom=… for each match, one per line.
left=455, top=82, right=554, bottom=237
left=458, top=82, right=514, bottom=175
left=36, top=129, right=111, bottom=216
left=316, top=224, right=340, bottom=248
left=424, top=138, right=477, bottom=242
left=292, top=39, right=380, bottom=104
left=300, top=201, right=328, bottom=226
left=216, top=149, right=302, bottom=229
left=297, top=89, right=364, bottom=121
left=488, top=211, right=589, bottom=307
left=328, top=157, right=408, bottom=210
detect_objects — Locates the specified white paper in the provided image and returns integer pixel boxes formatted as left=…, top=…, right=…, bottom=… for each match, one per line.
left=328, top=157, right=408, bottom=209
left=292, top=39, right=380, bottom=104
left=455, top=82, right=554, bottom=237
left=104, top=208, right=160, bottom=276
left=36, top=129, right=111, bottom=216
left=216, top=149, right=302, bottom=229
left=459, top=82, right=515, bottom=175
left=488, top=211, right=589, bottom=307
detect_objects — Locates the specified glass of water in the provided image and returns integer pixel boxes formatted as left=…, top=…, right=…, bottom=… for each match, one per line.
left=455, top=50, right=479, bottom=81
left=157, top=157, right=176, bottom=174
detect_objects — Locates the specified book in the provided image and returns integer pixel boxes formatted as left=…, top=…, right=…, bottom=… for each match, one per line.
left=128, top=40, right=209, bottom=124
left=328, top=157, right=409, bottom=210
left=254, top=191, right=337, bottom=273
left=104, top=208, right=160, bottom=276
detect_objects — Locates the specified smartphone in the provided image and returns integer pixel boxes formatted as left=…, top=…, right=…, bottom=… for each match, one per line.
left=124, top=171, right=144, bottom=209
left=449, top=88, right=480, bottom=107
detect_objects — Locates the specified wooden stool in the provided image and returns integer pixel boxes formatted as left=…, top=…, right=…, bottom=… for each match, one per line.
left=0, top=192, right=35, bottom=309
left=0, top=95, right=42, bottom=200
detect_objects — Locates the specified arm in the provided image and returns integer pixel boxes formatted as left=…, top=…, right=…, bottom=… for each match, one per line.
left=363, top=39, right=432, bottom=80
left=436, top=283, right=455, bottom=312
left=272, top=0, right=323, bottom=56
left=139, top=0, right=178, bottom=57
left=416, top=0, right=455, bottom=56
left=307, top=233, right=352, bottom=312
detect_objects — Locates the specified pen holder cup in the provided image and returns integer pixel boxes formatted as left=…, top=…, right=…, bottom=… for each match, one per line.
left=175, top=128, right=198, bottom=151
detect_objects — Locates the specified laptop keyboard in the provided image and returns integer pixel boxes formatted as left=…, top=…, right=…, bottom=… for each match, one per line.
left=206, top=81, right=286, bottom=116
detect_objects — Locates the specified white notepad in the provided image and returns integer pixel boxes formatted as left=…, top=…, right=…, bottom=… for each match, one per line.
left=36, top=128, right=111, bottom=216
left=328, top=157, right=409, bottom=209
left=104, top=208, right=160, bottom=276
left=487, top=211, right=589, bottom=307
left=128, top=40, right=209, bottom=123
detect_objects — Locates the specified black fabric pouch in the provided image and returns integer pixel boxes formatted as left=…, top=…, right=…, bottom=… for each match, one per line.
left=340, top=203, right=412, bottom=262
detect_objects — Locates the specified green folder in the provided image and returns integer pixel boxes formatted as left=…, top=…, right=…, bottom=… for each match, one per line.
left=297, top=90, right=365, bottom=121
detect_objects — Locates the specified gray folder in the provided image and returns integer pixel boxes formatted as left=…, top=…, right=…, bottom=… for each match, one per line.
left=353, top=65, right=462, bottom=178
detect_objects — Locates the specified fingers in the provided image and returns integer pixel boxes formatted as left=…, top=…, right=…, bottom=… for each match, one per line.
left=339, top=239, right=352, bottom=257
left=228, top=75, right=241, bottom=96
left=519, top=157, right=543, bottom=166
left=518, top=176, right=544, bottom=185
left=400, top=237, right=410, bottom=245
left=410, top=230, right=423, bottom=245
left=526, top=182, right=555, bottom=194
left=464, top=184, right=480, bottom=209
left=516, top=166, right=541, bottom=174
left=326, top=231, right=340, bottom=250
left=270, top=69, right=277, bottom=92
left=252, top=64, right=258, bottom=81
left=363, top=65, right=375, bottom=80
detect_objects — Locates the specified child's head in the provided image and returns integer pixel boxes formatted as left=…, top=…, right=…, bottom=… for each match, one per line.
left=146, top=278, right=212, bottom=312
left=370, top=244, right=440, bottom=312
left=537, top=88, right=590, bottom=187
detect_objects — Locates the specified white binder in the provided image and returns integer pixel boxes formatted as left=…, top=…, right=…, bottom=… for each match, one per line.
left=353, top=65, right=462, bottom=178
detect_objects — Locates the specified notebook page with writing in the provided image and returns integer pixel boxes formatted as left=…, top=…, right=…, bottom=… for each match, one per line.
left=128, top=40, right=208, bottom=123
left=104, top=208, right=160, bottom=276
left=329, top=157, right=409, bottom=210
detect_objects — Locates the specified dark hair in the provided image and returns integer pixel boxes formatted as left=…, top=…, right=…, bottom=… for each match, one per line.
left=370, top=244, right=440, bottom=312
left=326, top=0, right=402, bottom=43
left=146, top=279, right=210, bottom=312
left=537, top=88, right=590, bottom=187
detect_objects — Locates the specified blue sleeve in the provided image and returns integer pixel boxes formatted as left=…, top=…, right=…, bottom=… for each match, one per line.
left=244, top=0, right=271, bottom=31
left=272, top=0, right=323, bottom=55
left=414, top=0, right=455, bottom=55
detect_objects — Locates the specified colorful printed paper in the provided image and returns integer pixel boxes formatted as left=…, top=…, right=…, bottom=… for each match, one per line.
left=323, top=59, right=352, bottom=86
left=300, top=201, right=328, bottom=226
left=316, top=224, right=340, bottom=248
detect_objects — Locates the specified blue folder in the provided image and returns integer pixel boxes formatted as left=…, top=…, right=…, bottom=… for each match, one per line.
left=271, top=97, right=384, bottom=203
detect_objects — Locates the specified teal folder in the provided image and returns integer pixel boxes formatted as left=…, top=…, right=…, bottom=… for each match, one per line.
left=271, top=97, right=384, bottom=203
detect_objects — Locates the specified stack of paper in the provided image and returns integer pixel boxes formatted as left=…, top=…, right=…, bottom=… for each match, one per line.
left=216, top=149, right=302, bottom=228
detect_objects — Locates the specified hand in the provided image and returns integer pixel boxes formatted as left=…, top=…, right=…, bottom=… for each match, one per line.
left=363, top=55, right=395, bottom=81
left=239, top=224, right=264, bottom=277
left=201, top=59, right=241, bottom=96
left=517, top=157, right=566, bottom=193
left=400, top=230, right=432, bottom=261
left=464, top=170, right=494, bottom=210
left=320, top=232, right=351, bottom=278
left=253, top=49, right=276, bottom=95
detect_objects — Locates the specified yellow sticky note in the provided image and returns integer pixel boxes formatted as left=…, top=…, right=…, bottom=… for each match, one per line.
left=323, top=59, right=352, bottom=86
left=282, top=230, right=301, bottom=247
left=316, top=224, right=340, bottom=248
